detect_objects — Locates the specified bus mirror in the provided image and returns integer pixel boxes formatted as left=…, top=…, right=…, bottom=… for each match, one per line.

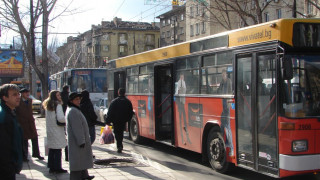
left=281, top=57, right=293, bottom=80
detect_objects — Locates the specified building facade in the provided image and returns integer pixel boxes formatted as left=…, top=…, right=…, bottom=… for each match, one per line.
left=55, top=17, right=160, bottom=71
left=184, top=0, right=320, bottom=41
left=157, top=5, right=186, bottom=47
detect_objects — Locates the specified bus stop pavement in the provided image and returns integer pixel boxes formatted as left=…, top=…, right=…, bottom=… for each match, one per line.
left=16, top=115, right=179, bottom=180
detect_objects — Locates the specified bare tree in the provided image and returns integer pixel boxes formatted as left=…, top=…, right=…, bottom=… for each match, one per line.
left=0, top=0, right=73, bottom=100
left=191, top=0, right=314, bottom=30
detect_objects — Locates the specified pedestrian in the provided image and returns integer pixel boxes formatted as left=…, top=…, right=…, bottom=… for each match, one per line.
left=42, top=90, right=68, bottom=174
left=105, top=88, right=133, bottom=153
left=66, top=92, right=94, bottom=180
left=60, top=85, right=69, bottom=161
left=16, top=88, right=44, bottom=162
left=0, top=84, right=24, bottom=179
left=60, top=85, right=69, bottom=114
left=80, top=90, right=104, bottom=146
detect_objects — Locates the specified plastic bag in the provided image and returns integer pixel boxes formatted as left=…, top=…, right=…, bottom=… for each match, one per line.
left=99, top=125, right=114, bottom=144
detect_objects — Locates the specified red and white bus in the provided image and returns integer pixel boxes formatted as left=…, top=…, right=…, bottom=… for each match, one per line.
left=107, top=19, right=320, bottom=178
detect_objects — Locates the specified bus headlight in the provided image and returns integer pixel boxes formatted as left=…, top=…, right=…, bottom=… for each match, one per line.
left=292, top=140, right=308, bottom=152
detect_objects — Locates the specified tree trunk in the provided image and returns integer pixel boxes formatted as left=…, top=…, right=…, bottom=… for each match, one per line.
left=41, top=0, right=49, bottom=101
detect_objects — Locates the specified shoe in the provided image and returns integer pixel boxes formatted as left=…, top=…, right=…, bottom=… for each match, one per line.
left=33, top=155, right=44, bottom=160
left=55, top=169, right=68, bottom=173
left=83, top=175, right=95, bottom=180
left=49, top=169, right=55, bottom=174
left=117, top=149, right=122, bottom=153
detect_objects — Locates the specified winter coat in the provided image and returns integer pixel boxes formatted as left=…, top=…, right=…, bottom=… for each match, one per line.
left=45, top=104, right=67, bottom=149
left=60, top=90, right=69, bottom=114
left=16, top=98, right=38, bottom=140
left=80, top=91, right=98, bottom=127
left=105, top=96, right=133, bottom=131
left=66, top=103, right=93, bottom=171
left=0, top=102, right=23, bottom=174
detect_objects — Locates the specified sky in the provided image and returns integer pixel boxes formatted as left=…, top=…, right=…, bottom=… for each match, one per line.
left=0, top=0, right=172, bottom=47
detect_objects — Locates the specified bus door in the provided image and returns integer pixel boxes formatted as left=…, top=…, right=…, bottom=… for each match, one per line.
left=154, top=64, right=174, bottom=144
left=114, top=71, right=126, bottom=99
left=236, top=51, right=278, bottom=175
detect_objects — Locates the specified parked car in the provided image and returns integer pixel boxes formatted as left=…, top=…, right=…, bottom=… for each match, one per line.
left=94, top=98, right=108, bottom=123
left=29, top=95, right=42, bottom=113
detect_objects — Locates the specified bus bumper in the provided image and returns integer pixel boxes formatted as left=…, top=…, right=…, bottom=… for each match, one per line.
left=279, top=154, right=320, bottom=171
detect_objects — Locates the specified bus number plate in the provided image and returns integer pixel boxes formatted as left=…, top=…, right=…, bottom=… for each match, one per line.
left=298, top=124, right=311, bottom=130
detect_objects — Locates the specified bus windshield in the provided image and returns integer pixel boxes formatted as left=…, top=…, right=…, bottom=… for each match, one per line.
left=71, top=70, right=92, bottom=92
left=92, top=70, right=108, bottom=92
left=281, top=55, right=320, bottom=118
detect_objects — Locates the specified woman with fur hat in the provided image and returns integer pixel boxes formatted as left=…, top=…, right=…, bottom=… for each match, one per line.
left=66, top=92, right=94, bottom=180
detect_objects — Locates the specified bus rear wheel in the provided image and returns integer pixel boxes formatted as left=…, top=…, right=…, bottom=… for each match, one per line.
left=129, top=116, right=143, bottom=143
left=207, top=128, right=230, bottom=173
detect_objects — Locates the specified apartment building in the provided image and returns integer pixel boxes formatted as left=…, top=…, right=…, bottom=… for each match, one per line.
left=55, top=17, right=160, bottom=70
left=157, top=5, right=186, bottom=47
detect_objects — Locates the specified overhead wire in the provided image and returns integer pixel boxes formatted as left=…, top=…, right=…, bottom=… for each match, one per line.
left=127, top=0, right=169, bottom=21
left=112, top=0, right=171, bottom=22
left=113, top=0, right=127, bottom=18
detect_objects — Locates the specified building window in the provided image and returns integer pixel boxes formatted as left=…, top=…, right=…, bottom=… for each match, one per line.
left=161, top=32, right=165, bottom=38
left=202, top=21, right=206, bottom=33
left=307, top=1, right=313, bottom=15
left=264, top=12, right=269, bottom=22
left=196, top=23, right=200, bottom=35
left=196, top=4, right=199, bottom=15
left=276, top=9, right=282, bottom=19
left=181, top=14, right=184, bottom=21
left=102, top=34, right=109, bottom=40
left=190, top=25, right=194, bottom=36
left=119, top=33, right=128, bottom=44
left=102, top=45, right=109, bottom=52
left=145, top=34, right=155, bottom=44
left=119, top=45, right=127, bottom=56
left=190, top=6, right=194, bottom=17
left=167, top=31, right=171, bottom=38
left=180, top=27, right=184, bottom=34
left=167, top=19, right=171, bottom=25
left=162, top=20, right=165, bottom=27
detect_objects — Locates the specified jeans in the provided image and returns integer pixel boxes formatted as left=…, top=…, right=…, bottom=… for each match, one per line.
left=48, top=149, right=62, bottom=170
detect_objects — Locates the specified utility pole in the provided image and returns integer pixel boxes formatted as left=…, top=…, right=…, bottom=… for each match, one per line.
left=30, top=0, right=36, bottom=94
left=292, top=0, right=297, bottom=18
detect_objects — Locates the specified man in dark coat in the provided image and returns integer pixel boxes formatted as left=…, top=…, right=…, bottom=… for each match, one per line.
left=80, top=90, right=104, bottom=145
left=16, top=88, right=44, bottom=161
left=0, top=84, right=24, bottom=179
left=105, top=88, right=133, bottom=153
left=60, top=85, right=69, bottom=114
left=60, top=85, right=69, bottom=161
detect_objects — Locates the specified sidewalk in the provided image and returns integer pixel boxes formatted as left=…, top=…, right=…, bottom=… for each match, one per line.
left=16, top=115, right=178, bottom=180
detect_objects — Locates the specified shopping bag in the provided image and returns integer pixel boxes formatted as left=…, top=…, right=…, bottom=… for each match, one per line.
left=99, top=125, right=114, bottom=144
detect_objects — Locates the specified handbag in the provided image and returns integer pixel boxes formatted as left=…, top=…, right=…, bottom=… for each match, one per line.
left=55, top=109, right=66, bottom=126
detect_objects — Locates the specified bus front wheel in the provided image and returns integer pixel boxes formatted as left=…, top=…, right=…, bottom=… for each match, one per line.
left=129, top=116, right=143, bottom=143
left=207, top=128, right=230, bottom=173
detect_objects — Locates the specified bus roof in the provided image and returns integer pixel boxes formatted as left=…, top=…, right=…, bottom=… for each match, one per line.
left=109, top=18, right=320, bottom=69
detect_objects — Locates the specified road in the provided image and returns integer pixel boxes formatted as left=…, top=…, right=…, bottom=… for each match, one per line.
left=122, top=134, right=320, bottom=180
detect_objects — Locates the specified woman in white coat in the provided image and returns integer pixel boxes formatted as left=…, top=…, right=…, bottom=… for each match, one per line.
left=42, top=90, right=67, bottom=174
left=66, top=92, right=94, bottom=180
